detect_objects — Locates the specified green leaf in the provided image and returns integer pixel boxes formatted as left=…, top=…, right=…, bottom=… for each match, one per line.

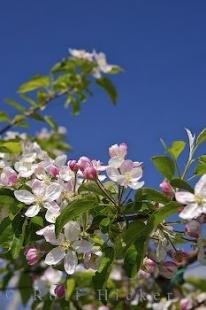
left=123, top=221, right=152, bottom=248
left=18, top=273, right=33, bottom=304
left=124, top=244, right=139, bottom=277
left=137, top=188, right=170, bottom=204
left=170, top=178, right=194, bottom=192
left=92, top=247, right=114, bottom=289
left=66, top=278, right=76, bottom=298
left=152, top=155, right=175, bottom=180
left=197, top=128, right=206, bottom=145
left=18, top=75, right=50, bottom=93
left=168, top=140, right=186, bottom=159
left=0, top=111, right=9, bottom=122
left=44, top=115, right=58, bottom=130
left=0, top=141, right=22, bottom=155
left=31, top=216, right=44, bottom=227
left=5, top=98, right=25, bottom=112
left=153, top=201, right=181, bottom=227
left=30, top=112, right=46, bottom=122
left=96, top=77, right=118, bottom=104
left=11, top=237, right=22, bottom=259
left=195, top=163, right=206, bottom=176
left=56, top=198, right=98, bottom=235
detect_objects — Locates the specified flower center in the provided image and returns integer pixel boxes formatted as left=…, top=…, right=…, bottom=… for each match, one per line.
left=60, top=240, right=71, bottom=250
left=195, top=195, right=204, bottom=205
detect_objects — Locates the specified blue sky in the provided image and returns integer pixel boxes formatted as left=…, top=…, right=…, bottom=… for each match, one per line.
left=0, top=0, right=206, bottom=187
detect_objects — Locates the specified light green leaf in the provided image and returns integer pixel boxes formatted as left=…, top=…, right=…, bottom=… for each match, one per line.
left=18, top=75, right=50, bottom=93
left=197, top=128, right=206, bottom=146
left=66, top=278, right=76, bottom=298
left=0, top=112, right=9, bottom=122
left=92, top=247, right=114, bottom=289
left=5, top=98, right=25, bottom=112
left=152, top=155, right=175, bottom=180
left=0, top=141, right=22, bottom=155
left=168, top=140, right=186, bottom=159
left=153, top=201, right=181, bottom=227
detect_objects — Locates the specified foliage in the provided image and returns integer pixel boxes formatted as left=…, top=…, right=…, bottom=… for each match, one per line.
left=0, top=49, right=206, bottom=310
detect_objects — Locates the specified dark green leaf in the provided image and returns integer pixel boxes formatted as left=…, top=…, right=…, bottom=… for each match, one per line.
left=96, top=77, right=118, bottom=104
left=137, top=188, right=170, bottom=203
left=56, top=198, right=98, bottom=235
left=170, top=178, right=193, bottom=193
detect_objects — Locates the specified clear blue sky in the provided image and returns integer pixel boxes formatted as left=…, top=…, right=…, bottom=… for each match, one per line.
left=0, top=0, right=206, bottom=187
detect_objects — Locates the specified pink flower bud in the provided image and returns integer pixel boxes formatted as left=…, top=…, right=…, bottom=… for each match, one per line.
left=143, top=258, right=157, bottom=273
left=54, top=284, right=65, bottom=298
left=138, top=269, right=150, bottom=279
left=109, top=143, right=127, bottom=158
left=24, top=246, right=40, bottom=266
left=78, top=156, right=91, bottom=171
left=159, top=179, right=174, bottom=197
left=168, top=250, right=188, bottom=265
left=98, top=306, right=110, bottom=310
left=83, top=166, right=98, bottom=180
left=0, top=167, right=17, bottom=186
left=180, top=298, right=193, bottom=310
left=48, top=165, right=60, bottom=177
left=185, top=220, right=200, bottom=239
left=68, top=160, right=79, bottom=172
left=161, top=261, right=177, bottom=279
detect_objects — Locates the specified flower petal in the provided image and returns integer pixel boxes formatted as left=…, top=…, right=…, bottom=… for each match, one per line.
left=73, top=240, right=93, bottom=254
left=106, top=167, right=119, bottom=182
left=64, top=251, right=78, bottom=274
left=44, top=246, right=65, bottom=265
left=129, top=180, right=144, bottom=190
left=32, top=179, right=46, bottom=197
left=36, top=224, right=60, bottom=245
left=45, top=183, right=61, bottom=202
left=45, top=205, right=61, bottom=223
left=25, top=204, right=41, bottom=217
left=175, top=192, right=195, bottom=204
left=64, top=221, right=81, bottom=241
left=14, top=190, right=35, bottom=205
left=179, top=203, right=201, bottom=220
left=195, top=174, right=206, bottom=197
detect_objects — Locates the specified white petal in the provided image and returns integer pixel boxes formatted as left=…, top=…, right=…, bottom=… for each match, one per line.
left=64, top=251, right=78, bottom=274
left=195, top=174, right=206, bottom=197
left=25, top=204, right=41, bottom=217
left=106, top=167, right=119, bottom=182
left=64, top=221, right=81, bottom=241
left=55, top=155, right=67, bottom=167
left=14, top=190, right=35, bottom=205
left=129, top=181, right=144, bottom=190
left=73, top=240, right=93, bottom=254
left=44, top=247, right=65, bottom=265
left=45, top=207, right=61, bottom=223
left=32, top=179, right=46, bottom=197
left=179, top=203, right=201, bottom=220
left=36, top=224, right=60, bottom=245
left=45, top=183, right=61, bottom=202
left=175, top=192, right=195, bottom=204
left=108, top=157, right=124, bottom=169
